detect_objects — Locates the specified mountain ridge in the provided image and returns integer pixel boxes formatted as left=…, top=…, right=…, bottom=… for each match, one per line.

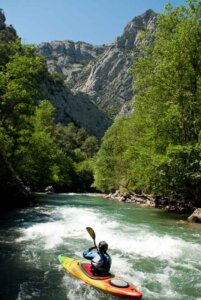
left=38, top=9, right=157, bottom=117
left=0, top=9, right=157, bottom=138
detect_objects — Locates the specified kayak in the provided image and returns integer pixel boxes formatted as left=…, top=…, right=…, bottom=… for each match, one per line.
left=58, top=255, right=142, bottom=299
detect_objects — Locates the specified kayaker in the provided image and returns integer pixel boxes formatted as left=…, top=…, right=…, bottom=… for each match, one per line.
left=83, top=241, right=112, bottom=275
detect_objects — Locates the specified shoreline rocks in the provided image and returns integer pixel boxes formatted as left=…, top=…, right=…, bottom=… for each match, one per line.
left=103, top=190, right=201, bottom=224
left=44, top=186, right=55, bottom=194
left=188, top=208, right=201, bottom=223
left=104, top=190, right=155, bottom=208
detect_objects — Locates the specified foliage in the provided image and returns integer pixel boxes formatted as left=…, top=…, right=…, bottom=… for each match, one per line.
left=94, top=0, right=201, bottom=205
left=54, top=122, right=98, bottom=158
left=51, top=72, right=65, bottom=85
left=93, top=116, right=134, bottom=192
left=0, top=36, right=99, bottom=193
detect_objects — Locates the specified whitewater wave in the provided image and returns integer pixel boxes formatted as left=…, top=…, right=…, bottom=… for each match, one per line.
left=15, top=205, right=200, bottom=263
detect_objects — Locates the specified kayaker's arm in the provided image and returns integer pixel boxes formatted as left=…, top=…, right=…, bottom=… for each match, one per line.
left=83, top=248, right=97, bottom=260
left=89, top=246, right=97, bottom=251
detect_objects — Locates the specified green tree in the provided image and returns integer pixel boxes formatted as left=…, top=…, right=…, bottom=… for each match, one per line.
left=13, top=101, right=74, bottom=190
left=0, top=45, right=45, bottom=135
left=0, top=26, right=98, bottom=193
left=94, top=0, right=201, bottom=206
left=81, top=136, right=99, bottom=158
left=94, top=116, right=135, bottom=192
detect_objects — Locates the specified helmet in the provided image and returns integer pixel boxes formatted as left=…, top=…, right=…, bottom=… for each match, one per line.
left=99, top=241, right=108, bottom=252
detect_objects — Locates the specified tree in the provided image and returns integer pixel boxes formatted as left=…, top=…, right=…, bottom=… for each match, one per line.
left=0, top=45, right=46, bottom=135
left=81, top=136, right=99, bottom=158
left=130, top=0, right=201, bottom=200
left=94, top=116, right=135, bottom=192
left=0, top=28, right=99, bottom=193
left=94, top=0, right=201, bottom=205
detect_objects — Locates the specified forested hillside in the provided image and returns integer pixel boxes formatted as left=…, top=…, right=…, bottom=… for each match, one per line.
left=94, top=1, right=201, bottom=210
left=0, top=9, right=99, bottom=210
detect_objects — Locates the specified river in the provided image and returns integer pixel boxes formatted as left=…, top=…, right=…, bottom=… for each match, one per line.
left=0, top=194, right=201, bottom=300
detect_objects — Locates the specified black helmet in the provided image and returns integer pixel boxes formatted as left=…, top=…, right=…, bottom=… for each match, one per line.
left=99, top=241, right=108, bottom=252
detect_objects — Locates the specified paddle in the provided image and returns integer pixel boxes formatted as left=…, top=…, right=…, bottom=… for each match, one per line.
left=86, top=227, right=97, bottom=248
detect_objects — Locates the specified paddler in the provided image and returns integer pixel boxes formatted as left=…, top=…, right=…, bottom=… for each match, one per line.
left=83, top=241, right=112, bottom=275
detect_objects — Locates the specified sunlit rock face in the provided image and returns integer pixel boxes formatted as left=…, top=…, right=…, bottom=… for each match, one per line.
left=38, top=10, right=157, bottom=118
left=0, top=8, right=111, bottom=139
left=188, top=208, right=201, bottom=223
left=0, top=8, right=157, bottom=139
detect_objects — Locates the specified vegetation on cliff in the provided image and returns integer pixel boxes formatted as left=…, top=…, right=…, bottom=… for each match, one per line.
left=0, top=12, right=98, bottom=195
left=94, top=0, right=201, bottom=208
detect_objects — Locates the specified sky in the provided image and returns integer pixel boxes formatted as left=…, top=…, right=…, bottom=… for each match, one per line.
left=0, top=0, right=187, bottom=45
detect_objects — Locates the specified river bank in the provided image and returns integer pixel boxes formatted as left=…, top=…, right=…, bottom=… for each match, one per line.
left=35, top=188, right=201, bottom=223
left=0, top=154, right=35, bottom=213
left=103, top=190, right=201, bottom=223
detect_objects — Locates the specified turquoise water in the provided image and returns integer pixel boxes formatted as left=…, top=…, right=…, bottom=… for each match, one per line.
left=0, top=194, right=201, bottom=300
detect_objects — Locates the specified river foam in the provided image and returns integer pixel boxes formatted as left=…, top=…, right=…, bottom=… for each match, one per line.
left=15, top=205, right=199, bottom=262
left=2, top=194, right=201, bottom=300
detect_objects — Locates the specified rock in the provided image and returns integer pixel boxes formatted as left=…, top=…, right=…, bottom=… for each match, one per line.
left=0, top=153, right=34, bottom=212
left=188, top=208, right=201, bottom=223
left=176, top=220, right=188, bottom=225
left=104, top=190, right=156, bottom=208
left=37, top=10, right=157, bottom=119
left=40, top=80, right=112, bottom=140
left=117, top=196, right=126, bottom=202
left=146, top=200, right=154, bottom=207
left=130, top=196, right=144, bottom=203
left=116, top=9, right=156, bottom=50
left=0, top=9, right=6, bottom=29
left=164, top=205, right=177, bottom=212
left=113, top=190, right=120, bottom=197
left=125, top=199, right=132, bottom=203
left=0, top=9, right=17, bottom=41
left=44, top=186, right=55, bottom=193
left=1, top=9, right=157, bottom=141
left=123, top=192, right=131, bottom=199
left=1, top=12, right=111, bottom=140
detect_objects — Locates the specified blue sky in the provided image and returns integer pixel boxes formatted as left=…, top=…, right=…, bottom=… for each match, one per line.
left=1, top=0, right=187, bottom=45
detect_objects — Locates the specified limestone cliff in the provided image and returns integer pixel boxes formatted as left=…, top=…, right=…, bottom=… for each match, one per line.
left=0, top=9, right=111, bottom=139
left=38, top=10, right=157, bottom=117
left=40, top=78, right=111, bottom=139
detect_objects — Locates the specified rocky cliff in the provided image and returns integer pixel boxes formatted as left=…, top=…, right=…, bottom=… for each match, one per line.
left=38, top=10, right=157, bottom=117
left=1, top=9, right=157, bottom=139
left=0, top=9, right=17, bottom=41
left=0, top=9, right=111, bottom=139
left=40, top=78, right=111, bottom=139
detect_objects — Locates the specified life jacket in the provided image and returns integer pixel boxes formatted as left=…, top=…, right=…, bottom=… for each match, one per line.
left=91, top=252, right=111, bottom=274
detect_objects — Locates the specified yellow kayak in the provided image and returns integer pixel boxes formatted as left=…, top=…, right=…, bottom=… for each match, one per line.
left=58, top=255, right=142, bottom=299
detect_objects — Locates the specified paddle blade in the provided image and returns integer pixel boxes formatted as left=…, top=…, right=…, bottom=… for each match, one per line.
left=86, top=227, right=96, bottom=240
